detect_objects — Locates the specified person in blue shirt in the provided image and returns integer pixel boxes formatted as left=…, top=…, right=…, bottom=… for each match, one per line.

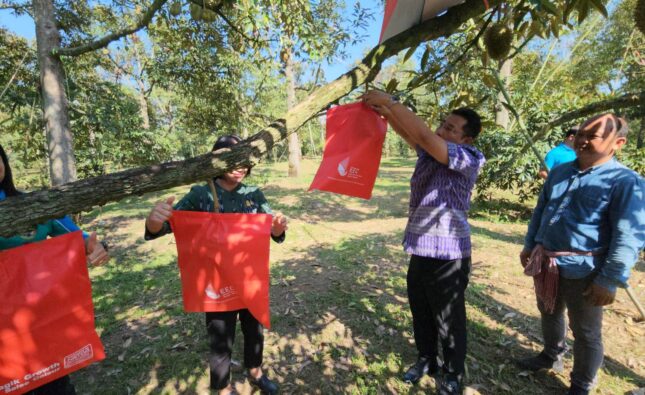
left=538, top=128, right=578, bottom=179
left=1, top=144, right=109, bottom=395
left=517, top=114, right=645, bottom=395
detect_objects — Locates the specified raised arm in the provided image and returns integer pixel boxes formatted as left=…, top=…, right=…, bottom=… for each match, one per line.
left=362, top=90, right=449, bottom=164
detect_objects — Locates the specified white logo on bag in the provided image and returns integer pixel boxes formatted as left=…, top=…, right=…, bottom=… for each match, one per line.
left=337, top=157, right=361, bottom=179
left=338, top=157, right=350, bottom=176
left=205, top=284, right=237, bottom=300
left=64, top=344, right=93, bottom=368
left=205, top=284, right=221, bottom=299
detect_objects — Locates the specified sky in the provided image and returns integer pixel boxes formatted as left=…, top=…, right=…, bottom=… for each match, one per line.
left=0, top=1, right=384, bottom=83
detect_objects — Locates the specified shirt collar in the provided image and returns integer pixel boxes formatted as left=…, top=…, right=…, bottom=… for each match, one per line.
left=573, top=157, right=617, bottom=175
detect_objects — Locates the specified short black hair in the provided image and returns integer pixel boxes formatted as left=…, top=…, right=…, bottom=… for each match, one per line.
left=0, top=144, right=19, bottom=197
left=451, top=108, right=482, bottom=139
left=564, top=127, right=577, bottom=138
left=212, top=134, right=242, bottom=152
left=211, top=134, right=252, bottom=177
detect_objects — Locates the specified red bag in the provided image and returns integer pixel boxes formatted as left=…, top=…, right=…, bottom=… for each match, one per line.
left=0, top=232, right=105, bottom=394
left=169, top=211, right=272, bottom=328
left=309, top=102, right=388, bottom=200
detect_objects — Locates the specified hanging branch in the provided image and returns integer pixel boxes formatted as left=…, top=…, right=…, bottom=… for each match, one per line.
left=520, top=92, right=645, bottom=155
left=0, top=0, right=502, bottom=237
left=0, top=51, right=29, bottom=101
left=493, top=91, right=645, bottom=180
left=54, top=0, right=168, bottom=57
left=492, top=68, right=548, bottom=170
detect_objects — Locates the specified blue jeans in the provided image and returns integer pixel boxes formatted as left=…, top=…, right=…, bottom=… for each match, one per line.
left=538, top=275, right=603, bottom=390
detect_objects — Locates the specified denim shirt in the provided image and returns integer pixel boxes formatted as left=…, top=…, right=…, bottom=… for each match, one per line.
left=524, top=158, right=645, bottom=292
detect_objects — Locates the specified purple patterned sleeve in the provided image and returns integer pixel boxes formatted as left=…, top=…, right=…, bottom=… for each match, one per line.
left=446, top=143, right=485, bottom=177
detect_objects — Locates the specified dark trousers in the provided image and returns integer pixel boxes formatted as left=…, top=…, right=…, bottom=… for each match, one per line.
left=538, top=276, right=603, bottom=390
left=206, top=309, right=264, bottom=390
left=25, top=375, right=76, bottom=395
left=407, top=255, right=471, bottom=379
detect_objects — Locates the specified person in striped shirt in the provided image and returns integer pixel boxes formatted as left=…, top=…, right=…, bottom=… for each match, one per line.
left=363, top=91, right=485, bottom=395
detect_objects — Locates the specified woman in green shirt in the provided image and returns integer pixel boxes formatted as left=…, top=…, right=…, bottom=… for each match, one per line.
left=0, top=144, right=109, bottom=394
left=145, top=135, right=287, bottom=395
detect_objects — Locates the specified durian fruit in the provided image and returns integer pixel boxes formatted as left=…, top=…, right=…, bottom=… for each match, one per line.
left=636, top=0, right=645, bottom=36
left=169, top=1, right=182, bottom=17
left=202, top=9, right=217, bottom=22
left=484, top=23, right=513, bottom=61
left=190, top=3, right=203, bottom=21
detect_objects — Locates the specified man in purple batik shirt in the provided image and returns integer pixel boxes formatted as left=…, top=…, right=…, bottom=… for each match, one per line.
left=363, top=91, right=485, bottom=395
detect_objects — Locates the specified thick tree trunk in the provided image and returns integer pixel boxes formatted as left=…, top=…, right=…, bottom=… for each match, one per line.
left=135, top=78, right=150, bottom=130
left=495, top=58, right=512, bottom=129
left=284, top=46, right=301, bottom=177
left=33, top=0, right=77, bottom=186
left=0, top=0, right=504, bottom=237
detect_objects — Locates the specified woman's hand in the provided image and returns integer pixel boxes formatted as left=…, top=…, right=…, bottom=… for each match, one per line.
left=271, top=213, right=288, bottom=237
left=86, top=232, right=109, bottom=266
left=146, top=196, right=175, bottom=234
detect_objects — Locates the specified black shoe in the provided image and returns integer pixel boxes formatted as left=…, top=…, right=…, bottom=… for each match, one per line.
left=248, top=374, right=279, bottom=395
left=516, top=352, right=564, bottom=373
left=567, top=384, right=589, bottom=395
left=437, top=376, right=461, bottom=395
left=403, top=356, right=437, bottom=384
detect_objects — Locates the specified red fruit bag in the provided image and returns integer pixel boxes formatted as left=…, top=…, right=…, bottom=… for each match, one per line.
left=169, top=211, right=272, bottom=328
left=309, top=102, right=387, bottom=200
left=0, top=232, right=105, bottom=394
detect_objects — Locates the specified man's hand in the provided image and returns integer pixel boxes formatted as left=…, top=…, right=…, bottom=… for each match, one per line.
left=583, top=283, right=616, bottom=306
left=86, top=232, right=109, bottom=266
left=146, top=196, right=175, bottom=234
left=271, top=213, right=288, bottom=237
left=361, top=90, right=397, bottom=116
left=520, top=248, right=532, bottom=268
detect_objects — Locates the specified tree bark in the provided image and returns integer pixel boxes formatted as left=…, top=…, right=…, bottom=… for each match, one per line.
left=135, top=78, right=150, bottom=129
left=284, top=45, right=301, bottom=177
left=33, top=0, right=77, bottom=186
left=495, top=58, right=512, bottom=129
left=0, top=0, right=502, bottom=237
left=637, top=111, right=644, bottom=149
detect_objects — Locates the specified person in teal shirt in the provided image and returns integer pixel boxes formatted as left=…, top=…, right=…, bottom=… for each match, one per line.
left=0, top=144, right=109, bottom=394
left=144, top=135, right=287, bottom=395
left=518, top=115, right=644, bottom=395
left=538, top=128, right=578, bottom=179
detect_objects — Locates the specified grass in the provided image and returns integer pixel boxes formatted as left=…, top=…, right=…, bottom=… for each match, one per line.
left=64, top=158, right=644, bottom=394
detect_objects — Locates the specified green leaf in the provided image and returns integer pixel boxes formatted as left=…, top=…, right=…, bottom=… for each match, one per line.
left=420, top=45, right=431, bottom=70
left=576, top=0, right=591, bottom=23
left=587, top=0, right=608, bottom=18
left=385, top=78, right=399, bottom=94
left=539, top=0, right=559, bottom=16
left=402, top=45, right=418, bottom=63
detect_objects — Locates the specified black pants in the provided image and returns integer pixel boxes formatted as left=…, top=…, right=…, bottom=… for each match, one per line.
left=25, top=375, right=76, bottom=395
left=206, top=309, right=264, bottom=390
left=407, top=255, right=471, bottom=380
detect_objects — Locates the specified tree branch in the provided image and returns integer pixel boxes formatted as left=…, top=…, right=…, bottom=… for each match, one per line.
left=53, top=0, right=168, bottom=57
left=521, top=91, right=645, bottom=154
left=0, top=0, right=500, bottom=237
left=493, top=91, right=645, bottom=179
